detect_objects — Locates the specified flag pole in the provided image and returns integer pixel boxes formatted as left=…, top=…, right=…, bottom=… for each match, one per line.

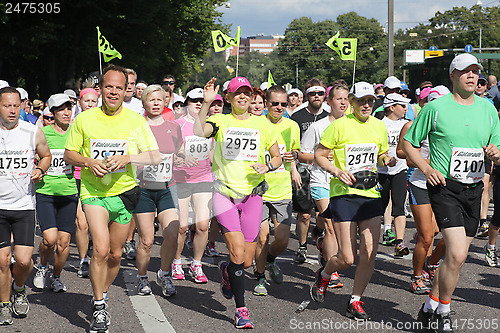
left=99, top=52, right=103, bottom=75
left=352, top=59, right=356, bottom=85
left=235, top=45, right=240, bottom=77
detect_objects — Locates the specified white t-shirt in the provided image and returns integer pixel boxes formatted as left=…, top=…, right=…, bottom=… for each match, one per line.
left=409, top=137, right=430, bottom=189
left=301, top=116, right=334, bottom=188
left=377, top=117, right=408, bottom=175
left=123, top=97, right=144, bottom=116
left=290, top=101, right=331, bottom=116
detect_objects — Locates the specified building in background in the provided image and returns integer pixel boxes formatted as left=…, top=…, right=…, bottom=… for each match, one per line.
left=226, top=34, right=284, bottom=60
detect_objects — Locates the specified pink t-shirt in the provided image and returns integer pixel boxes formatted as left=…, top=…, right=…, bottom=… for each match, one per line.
left=74, top=166, right=81, bottom=180
left=174, top=116, right=213, bottom=183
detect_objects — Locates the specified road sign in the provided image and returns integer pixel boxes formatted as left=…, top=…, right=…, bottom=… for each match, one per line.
left=425, top=50, right=444, bottom=59
left=465, top=44, right=473, bottom=53
left=430, top=46, right=437, bottom=51
left=405, top=49, right=425, bottom=64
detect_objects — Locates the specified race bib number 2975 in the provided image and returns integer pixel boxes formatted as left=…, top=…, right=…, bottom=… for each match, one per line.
left=222, top=128, right=260, bottom=161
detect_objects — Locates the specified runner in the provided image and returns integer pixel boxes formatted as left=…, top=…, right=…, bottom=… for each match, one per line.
left=253, top=85, right=301, bottom=296
left=299, top=82, right=349, bottom=288
left=485, top=165, right=500, bottom=266
left=133, top=84, right=183, bottom=297
left=194, top=77, right=281, bottom=329
left=172, top=87, right=214, bottom=284
left=74, top=88, right=99, bottom=278
left=403, top=53, right=500, bottom=332
left=378, top=93, right=411, bottom=257
left=33, top=93, right=78, bottom=293
left=0, top=86, right=51, bottom=325
left=64, top=64, right=160, bottom=333
left=248, top=88, right=265, bottom=116
left=310, top=82, right=395, bottom=320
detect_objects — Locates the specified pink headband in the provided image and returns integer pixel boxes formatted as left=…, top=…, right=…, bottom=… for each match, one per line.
left=79, top=88, right=98, bottom=99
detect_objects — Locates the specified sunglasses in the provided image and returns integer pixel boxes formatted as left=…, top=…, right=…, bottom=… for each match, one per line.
left=188, top=98, right=204, bottom=104
left=308, top=91, right=325, bottom=97
left=478, top=81, right=487, bottom=86
left=43, top=116, right=54, bottom=120
left=269, top=101, right=288, bottom=107
left=163, top=81, right=175, bottom=85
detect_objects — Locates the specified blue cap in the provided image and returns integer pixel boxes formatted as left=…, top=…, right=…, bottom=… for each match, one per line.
left=400, top=81, right=410, bottom=91
left=478, top=74, right=487, bottom=83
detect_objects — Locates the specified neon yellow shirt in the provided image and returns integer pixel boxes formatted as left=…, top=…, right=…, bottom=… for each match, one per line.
left=207, top=113, right=278, bottom=198
left=263, top=117, right=301, bottom=201
left=65, top=107, right=159, bottom=200
left=320, top=114, right=388, bottom=198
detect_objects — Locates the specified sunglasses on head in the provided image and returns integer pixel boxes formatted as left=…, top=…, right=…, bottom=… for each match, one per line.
left=43, top=116, right=54, bottom=120
left=163, top=81, right=175, bottom=85
left=308, top=91, right=325, bottom=97
left=269, top=101, right=288, bottom=107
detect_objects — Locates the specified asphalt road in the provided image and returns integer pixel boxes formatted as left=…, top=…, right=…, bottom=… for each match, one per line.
left=3, top=211, right=499, bottom=333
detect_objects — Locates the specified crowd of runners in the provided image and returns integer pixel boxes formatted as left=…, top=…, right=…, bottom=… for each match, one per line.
left=0, top=52, right=499, bottom=333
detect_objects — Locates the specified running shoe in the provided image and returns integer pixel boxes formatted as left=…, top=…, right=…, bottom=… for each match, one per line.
left=10, top=284, right=29, bottom=317
left=205, top=242, right=220, bottom=257
left=433, top=311, right=454, bottom=333
left=156, top=271, right=177, bottom=297
left=266, top=261, right=283, bottom=284
left=123, top=240, right=136, bottom=260
left=171, top=262, right=185, bottom=280
left=328, top=272, right=343, bottom=288
left=50, top=276, right=67, bottom=293
left=294, top=247, right=307, bottom=263
left=310, top=268, right=329, bottom=303
left=0, top=302, right=12, bottom=325
left=346, top=300, right=370, bottom=320
left=190, top=263, right=208, bottom=284
left=416, top=303, right=433, bottom=330
left=89, top=302, right=110, bottom=333
left=253, top=277, right=268, bottom=296
left=394, top=241, right=410, bottom=257
left=316, top=236, right=326, bottom=267
left=484, top=245, right=498, bottom=267
left=477, top=221, right=489, bottom=238
left=423, top=258, right=439, bottom=282
left=136, top=277, right=152, bottom=296
left=409, top=276, right=430, bottom=295
left=234, top=307, right=254, bottom=329
left=78, top=260, right=90, bottom=278
left=219, top=261, right=233, bottom=299
left=33, top=265, right=49, bottom=289
left=382, top=229, right=396, bottom=246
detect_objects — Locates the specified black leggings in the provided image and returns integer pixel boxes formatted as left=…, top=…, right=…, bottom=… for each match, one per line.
left=378, top=170, right=407, bottom=217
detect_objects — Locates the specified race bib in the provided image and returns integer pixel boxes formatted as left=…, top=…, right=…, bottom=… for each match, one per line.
left=345, top=144, right=378, bottom=173
left=265, top=144, right=286, bottom=173
left=46, top=149, right=72, bottom=176
left=143, top=153, right=173, bottom=182
left=387, top=128, right=400, bottom=148
left=0, top=148, right=31, bottom=179
left=90, top=139, right=128, bottom=173
left=185, top=135, right=211, bottom=160
left=222, top=128, right=260, bottom=161
left=449, top=147, right=484, bottom=184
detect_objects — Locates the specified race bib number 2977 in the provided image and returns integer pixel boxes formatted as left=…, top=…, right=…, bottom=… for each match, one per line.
left=90, top=139, right=128, bottom=173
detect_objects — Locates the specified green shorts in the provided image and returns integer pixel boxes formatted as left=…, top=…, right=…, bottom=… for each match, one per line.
left=81, top=196, right=132, bottom=225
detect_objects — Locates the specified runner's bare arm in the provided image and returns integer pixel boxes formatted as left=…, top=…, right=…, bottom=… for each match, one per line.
left=377, top=152, right=397, bottom=167
left=403, top=139, right=446, bottom=186
left=315, top=143, right=355, bottom=185
left=64, top=149, right=109, bottom=177
left=32, top=127, right=51, bottom=183
left=483, top=143, right=500, bottom=164
left=109, top=149, right=161, bottom=171
left=194, top=77, right=219, bottom=138
left=397, top=122, right=428, bottom=168
left=251, top=142, right=282, bottom=174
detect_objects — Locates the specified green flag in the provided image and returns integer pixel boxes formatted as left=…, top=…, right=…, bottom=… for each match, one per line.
left=211, top=26, right=241, bottom=52
left=96, top=27, right=122, bottom=62
left=326, top=32, right=357, bottom=61
left=267, top=70, right=277, bottom=88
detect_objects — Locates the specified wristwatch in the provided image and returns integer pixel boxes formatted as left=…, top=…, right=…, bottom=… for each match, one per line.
left=266, top=162, right=275, bottom=172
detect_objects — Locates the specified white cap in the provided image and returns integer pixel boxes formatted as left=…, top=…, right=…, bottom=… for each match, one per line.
left=42, top=106, right=51, bottom=116
left=16, top=88, right=28, bottom=100
left=186, top=88, right=204, bottom=100
left=260, top=81, right=268, bottom=91
left=48, top=93, right=71, bottom=110
left=349, top=82, right=376, bottom=99
left=428, top=85, right=450, bottom=102
left=384, top=76, right=401, bottom=89
left=415, top=87, right=421, bottom=96
left=0, top=80, right=10, bottom=89
left=222, top=80, right=230, bottom=92
left=64, top=89, right=77, bottom=99
left=136, top=82, right=147, bottom=89
left=172, top=95, right=185, bottom=105
left=287, top=88, right=303, bottom=96
left=383, top=93, right=411, bottom=108
left=449, top=53, right=483, bottom=74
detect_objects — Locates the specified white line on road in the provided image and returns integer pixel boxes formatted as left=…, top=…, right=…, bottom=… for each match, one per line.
left=123, top=269, right=176, bottom=333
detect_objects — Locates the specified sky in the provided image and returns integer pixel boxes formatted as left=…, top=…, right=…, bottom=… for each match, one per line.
left=219, top=0, right=496, bottom=37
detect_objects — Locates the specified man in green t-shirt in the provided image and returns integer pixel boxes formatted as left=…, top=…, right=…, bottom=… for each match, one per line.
left=403, top=53, right=500, bottom=333
left=64, top=64, right=160, bottom=333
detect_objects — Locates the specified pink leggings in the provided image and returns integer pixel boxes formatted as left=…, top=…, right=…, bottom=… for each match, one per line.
left=212, top=191, right=263, bottom=242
